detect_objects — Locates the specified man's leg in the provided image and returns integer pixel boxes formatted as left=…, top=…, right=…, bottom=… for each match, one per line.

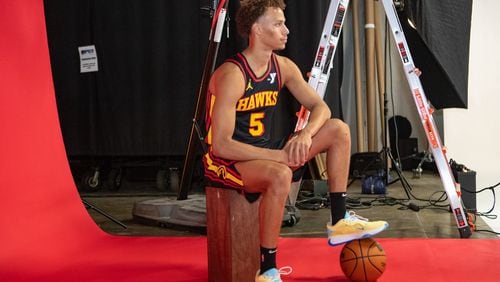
left=306, top=118, right=351, bottom=193
left=306, top=119, right=350, bottom=224
left=306, top=118, right=388, bottom=245
left=235, top=160, right=292, bottom=275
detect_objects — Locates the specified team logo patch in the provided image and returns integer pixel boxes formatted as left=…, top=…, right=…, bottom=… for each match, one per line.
left=216, top=165, right=227, bottom=179
left=268, top=72, right=277, bottom=84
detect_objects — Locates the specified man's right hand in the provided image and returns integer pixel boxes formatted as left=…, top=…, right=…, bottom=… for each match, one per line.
left=282, top=130, right=312, bottom=167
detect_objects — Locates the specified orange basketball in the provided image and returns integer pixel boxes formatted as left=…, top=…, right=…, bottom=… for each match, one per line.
left=340, top=238, right=386, bottom=282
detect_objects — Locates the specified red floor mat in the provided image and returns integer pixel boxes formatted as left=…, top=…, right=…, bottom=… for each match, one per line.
left=278, top=238, right=499, bottom=281
left=1, top=1, right=499, bottom=281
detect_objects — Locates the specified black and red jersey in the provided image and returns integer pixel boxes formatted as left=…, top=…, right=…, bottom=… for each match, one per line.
left=205, top=52, right=283, bottom=148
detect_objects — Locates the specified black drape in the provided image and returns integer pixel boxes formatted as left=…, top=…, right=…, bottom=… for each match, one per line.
left=402, top=0, right=472, bottom=109
left=44, top=0, right=342, bottom=157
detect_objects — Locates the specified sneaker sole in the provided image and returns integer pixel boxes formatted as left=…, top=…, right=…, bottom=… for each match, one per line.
left=327, top=222, right=389, bottom=246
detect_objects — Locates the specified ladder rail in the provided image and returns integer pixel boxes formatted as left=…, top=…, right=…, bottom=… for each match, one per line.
left=380, top=0, right=470, bottom=237
left=295, top=0, right=349, bottom=132
left=288, top=0, right=348, bottom=206
left=289, top=0, right=471, bottom=237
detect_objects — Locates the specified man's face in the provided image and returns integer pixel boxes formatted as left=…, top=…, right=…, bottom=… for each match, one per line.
left=254, top=7, right=289, bottom=50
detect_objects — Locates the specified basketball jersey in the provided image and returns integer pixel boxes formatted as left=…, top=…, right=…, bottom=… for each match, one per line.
left=205, top=52, right=283, bottom=148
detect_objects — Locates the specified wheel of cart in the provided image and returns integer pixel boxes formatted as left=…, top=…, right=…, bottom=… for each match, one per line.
left=107, top=167, right=123, bottom=191
left=79, top=167, right=102, bottom=192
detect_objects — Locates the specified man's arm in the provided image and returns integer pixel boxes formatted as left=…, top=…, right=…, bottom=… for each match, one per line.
left=209, top=63, right=288, bottom=164
left=278, top=56, right=332, bottom=166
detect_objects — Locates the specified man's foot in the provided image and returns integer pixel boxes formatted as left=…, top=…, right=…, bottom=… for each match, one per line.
left=327, top=211, right=388, bottom=246
left=255, top=267, right=292, bottom=282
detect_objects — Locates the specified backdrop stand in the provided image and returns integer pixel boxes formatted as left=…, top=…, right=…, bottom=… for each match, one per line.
left=83, top=199, right=127, bottom=229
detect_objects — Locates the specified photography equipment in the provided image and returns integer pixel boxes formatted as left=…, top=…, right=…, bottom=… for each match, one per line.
left=349, top=152, right=384, bottom=179
left=361, top=170, right=387, bottom=195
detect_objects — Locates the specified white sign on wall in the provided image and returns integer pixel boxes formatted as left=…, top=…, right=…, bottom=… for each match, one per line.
left=78, top=45, right=98, bottom=73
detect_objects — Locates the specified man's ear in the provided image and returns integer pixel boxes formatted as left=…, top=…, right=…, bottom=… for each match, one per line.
left=251, top=22, right=262, bottom=36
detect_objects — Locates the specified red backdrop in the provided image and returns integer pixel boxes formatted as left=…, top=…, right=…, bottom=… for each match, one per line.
left=0, top=1, right=498, bottom=282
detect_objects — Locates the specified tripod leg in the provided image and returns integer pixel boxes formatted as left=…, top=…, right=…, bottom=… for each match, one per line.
left=83, top=199, right=127, bottom=229
left=385, top=149, right=412, bottom=199
left=412, top=146, right=433, bottom=178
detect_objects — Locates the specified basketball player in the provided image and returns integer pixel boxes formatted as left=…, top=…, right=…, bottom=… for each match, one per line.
left=203, top=1, right=388, bottom=281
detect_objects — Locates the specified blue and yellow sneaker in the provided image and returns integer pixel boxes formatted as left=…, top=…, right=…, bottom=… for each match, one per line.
left=255, top=267, right=292, bottom=282
left=327, top=211, right=388, bottom=246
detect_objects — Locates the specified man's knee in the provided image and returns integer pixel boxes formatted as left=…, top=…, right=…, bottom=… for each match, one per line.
left=325, top=119, right=351, bottom=144
left=266, top=164, right=292, bottom=196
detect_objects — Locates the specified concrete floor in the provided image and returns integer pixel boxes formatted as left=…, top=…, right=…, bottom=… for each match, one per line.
left=80, top=170, right=497, bottom=239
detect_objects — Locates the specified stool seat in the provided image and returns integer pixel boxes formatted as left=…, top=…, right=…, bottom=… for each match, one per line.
left=205, top=187, right=260, bottom=282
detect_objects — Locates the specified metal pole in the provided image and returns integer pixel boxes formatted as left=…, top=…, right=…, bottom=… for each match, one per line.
left=178, top=0, right=227, bottom=200
left=352, top=0, right=365, bottom=152
left=365, top=0, right=377, bottom=151
left=374, top=0, right=386, bottom=144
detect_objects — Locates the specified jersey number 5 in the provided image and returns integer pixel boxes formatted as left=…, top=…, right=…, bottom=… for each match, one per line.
left=249, top=112, right=265, bottom=137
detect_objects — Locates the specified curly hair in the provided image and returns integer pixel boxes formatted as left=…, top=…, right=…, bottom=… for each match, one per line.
left=236, top=0, right=286, bottom=37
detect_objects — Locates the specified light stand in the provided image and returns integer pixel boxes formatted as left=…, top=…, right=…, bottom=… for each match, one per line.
left=412, top=145, right=433, bottom=178
left=376, top=9, right=412, bottom=200
left=381, top=98, right=412, bottom=199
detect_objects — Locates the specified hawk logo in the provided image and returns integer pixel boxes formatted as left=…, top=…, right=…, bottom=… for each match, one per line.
left=216, top=166, right=227, bottom=179
left=246, top=80, right=253, bottom=91
left=268, top=72, right=277, bottom=84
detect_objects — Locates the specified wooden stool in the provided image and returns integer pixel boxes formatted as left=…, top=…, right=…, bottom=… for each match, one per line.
left=205, top=186, right=260, bottom=282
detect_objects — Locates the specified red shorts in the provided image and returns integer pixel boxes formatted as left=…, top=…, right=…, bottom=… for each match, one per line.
left=202, top=136, right=305, bottom=202
left=203, top=149, right=245, bottom=190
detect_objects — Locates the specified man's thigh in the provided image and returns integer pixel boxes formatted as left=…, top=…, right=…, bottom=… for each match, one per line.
left=235, top=159, right=290, bottom=194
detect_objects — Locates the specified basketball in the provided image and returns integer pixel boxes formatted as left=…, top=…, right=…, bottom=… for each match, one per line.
left=340, top=238, right=386, bottom=282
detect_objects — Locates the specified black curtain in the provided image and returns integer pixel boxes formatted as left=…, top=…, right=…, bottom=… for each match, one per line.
left=44, top=0, right=342, bottom=157
left=402, top=0, right=472, bottom=109
left=45, top=0, right=211, bottom=156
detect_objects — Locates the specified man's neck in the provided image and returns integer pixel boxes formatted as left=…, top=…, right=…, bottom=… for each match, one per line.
left=242, top=44, right=273, bottom=76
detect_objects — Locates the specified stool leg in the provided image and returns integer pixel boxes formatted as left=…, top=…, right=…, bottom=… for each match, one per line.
left=206, top=187, right=260, bottom=282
